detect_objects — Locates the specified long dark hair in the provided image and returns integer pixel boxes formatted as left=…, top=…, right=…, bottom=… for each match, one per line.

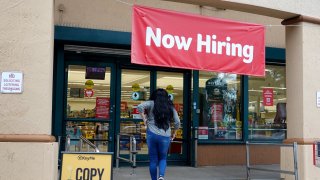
left=150, top=88, right=173, bottom=131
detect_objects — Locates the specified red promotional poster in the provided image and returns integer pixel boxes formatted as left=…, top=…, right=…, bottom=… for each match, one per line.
left=210, top=103, right=223, bottom=122
left=198, top=127, right=209, bottom=140
left=263, top=88, right=274, bottom=106
left=132, top=5, right=265, bottom=76
left=95, top=97, right=110, bottom=119
left=132, top=105, right=141, bottom=119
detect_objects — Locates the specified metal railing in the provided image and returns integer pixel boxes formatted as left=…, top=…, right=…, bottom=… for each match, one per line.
left=115, top=133, right=137, bottom=172
left=246, top=141, right=298, bottom=180
left=65, top=135, right=100, bottom=153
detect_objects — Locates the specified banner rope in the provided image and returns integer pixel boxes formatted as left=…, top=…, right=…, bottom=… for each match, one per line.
left=115, top=0, right=134, bottom=6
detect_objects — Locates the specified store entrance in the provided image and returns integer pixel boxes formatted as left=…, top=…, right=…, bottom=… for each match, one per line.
left=62, top=54, right=191, bottom=165
left=117, top=67, right=190, bottom=164
left=64, top=61, right=116, bottom=153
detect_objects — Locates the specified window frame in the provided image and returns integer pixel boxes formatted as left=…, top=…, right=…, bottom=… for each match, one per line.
left=197, top=55, right=286, bottom=144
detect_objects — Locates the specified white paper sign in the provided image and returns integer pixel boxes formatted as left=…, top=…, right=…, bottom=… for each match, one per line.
left=317, top=91, right=320, bottom=108
left=0, top=72, right=23, bottom=93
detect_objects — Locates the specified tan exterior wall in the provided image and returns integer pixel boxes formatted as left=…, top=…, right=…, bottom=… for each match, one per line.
left=0, top=0, right=57, bottom=179
left=0, top=143, right=58, bottom=180
left=54, top=0, right=285, bottom=48
left=0, top=0, right=54, bottom=134
left=223, top=0, right=320, bottom=18
left=281, top=145, right=320, bottom=180
left=167, top=0, right=320, bottom=19
left=198, top=145, right=280, bottom=166
left=283, top=21, right=320, bottom=180
left=301, top=23, right=320, bottom=139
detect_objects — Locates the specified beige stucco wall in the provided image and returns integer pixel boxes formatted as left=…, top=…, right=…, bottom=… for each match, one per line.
left=0, top=143, right=58, bottom=180
left=286, top=22, right=320, bottom=139
left=301, top=23, right=320, bottom=139
left=0, top=0, right=54, bottom=134
left=281, top=145, right=320, bottom=180
left=167, top=0, right=320, bottom=19
left=282, top=21, right=320, bottom=180
left=54, top=0, right=285, bottom=48
left=0, top=0, right=58, bottom=180
left=224, top=0, right=320, bottom=18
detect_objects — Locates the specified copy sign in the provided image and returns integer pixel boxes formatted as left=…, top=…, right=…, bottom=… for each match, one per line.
left=132, top=5, right=265, bottom=76
left=61, top=153, right=112, bottom=180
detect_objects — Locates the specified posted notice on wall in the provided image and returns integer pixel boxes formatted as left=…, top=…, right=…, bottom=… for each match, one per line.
left=0, top=72, right=23, bottom=93
left=317, top=91, right=320, bottom=108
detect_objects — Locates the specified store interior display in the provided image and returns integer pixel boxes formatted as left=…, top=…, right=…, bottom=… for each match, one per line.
left=199, top=73, right=242, bottom=140
left=65, top=121, right=109, bottom=152
left=119, top=121, right=144, bottom=153
left=65, top=66, right=186, bottom=157
left=248, top=65, right=287, bottom=140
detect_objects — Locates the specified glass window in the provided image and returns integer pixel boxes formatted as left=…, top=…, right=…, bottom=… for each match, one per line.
left=199, top=72, right=242, bottom=141
left=120, top=69, right=151, bottom=155
left=66, top=65, right=111, bottom=119
left=248, top=65, right=286, bottom=140
left=65, top=121, right=109, bottom=152
left=119, top=121, right=145, bottom=154
left=120, top=69, right=150, bottom=119
left=65, top=65, right=111, bottom=152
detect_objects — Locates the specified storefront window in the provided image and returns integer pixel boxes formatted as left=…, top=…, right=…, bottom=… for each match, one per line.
left=248, top=65, right=286, bottom=140
left=120, top=69, right=150, bottom=119
left=66, top=65, right=111, bottom=119
left=120, top=69, right=150, bottom=155
left=65, top=65, right=111, bottom=152
left=198, top=72, right=242, bottom=141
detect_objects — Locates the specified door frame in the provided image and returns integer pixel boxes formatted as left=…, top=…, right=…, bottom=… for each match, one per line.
left=115, top=62, right=192, bottom=165
left=61, top=52, right=118, bottom=152
left=53, top=48, right=193, bottom=165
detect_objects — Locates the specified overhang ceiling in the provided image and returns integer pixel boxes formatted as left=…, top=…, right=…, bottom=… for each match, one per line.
left=164, top=0, right=299, bottom=19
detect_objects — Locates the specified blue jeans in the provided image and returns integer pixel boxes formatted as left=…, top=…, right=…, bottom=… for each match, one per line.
left=147, top=130, right=171, bottom=180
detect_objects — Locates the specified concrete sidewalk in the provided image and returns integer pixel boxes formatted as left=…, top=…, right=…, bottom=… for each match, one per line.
left=113, top=165, right=283, bottom=180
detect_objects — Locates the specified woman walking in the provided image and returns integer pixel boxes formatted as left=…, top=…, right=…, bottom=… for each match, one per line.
left=137, top=88, right=180, bottom=180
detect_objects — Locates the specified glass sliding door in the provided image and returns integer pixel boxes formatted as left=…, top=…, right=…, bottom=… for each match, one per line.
left=65, top=63, right=115, bottom=152
left=62, top=61, right=191, bottom=164
left=119, top=69, right=151, bottom=155
left=156, top=71, right=186, bottom=159
left=118, top=69, right=190, bottom=163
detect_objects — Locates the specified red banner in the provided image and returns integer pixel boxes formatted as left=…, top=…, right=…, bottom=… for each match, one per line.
left=132, top=5, right=265, bottom=76
left=263, top=88, right=273, bottom=106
